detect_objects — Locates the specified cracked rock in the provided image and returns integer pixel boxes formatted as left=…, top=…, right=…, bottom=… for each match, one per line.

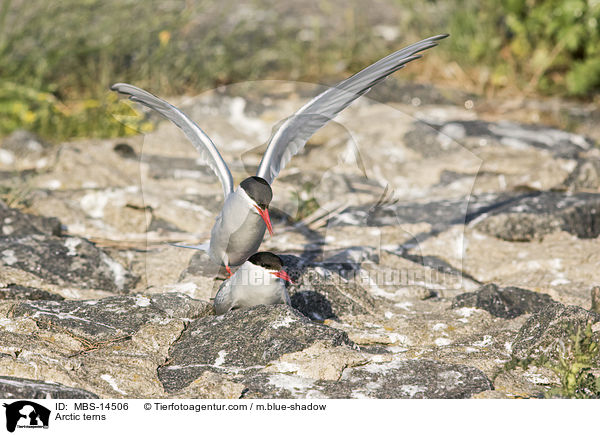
left=158, top=304, right=355, bottom=392
left=242, top=359, right=493, bottom=398
left=11, top=293, right=212, bottom=339
left=0, top=376, right=98, bottom=399
left=1, top=235, right=138, bottom=293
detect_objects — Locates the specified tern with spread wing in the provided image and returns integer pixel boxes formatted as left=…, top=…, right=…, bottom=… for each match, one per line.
left=111, top=34, right=447, bottom=275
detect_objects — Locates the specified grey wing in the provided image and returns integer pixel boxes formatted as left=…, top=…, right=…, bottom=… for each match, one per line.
left=111, top=83, right=234, bottom=197
left=256, top=34, right=449, bottom=184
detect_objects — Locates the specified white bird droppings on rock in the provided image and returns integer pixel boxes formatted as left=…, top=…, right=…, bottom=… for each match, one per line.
left=473, top=335, right=493, bottom=347
left=64, top=238, right=81, bottom=256
left=100, top=374, right=127, bottom=395
left=388, top=333, right=410, bottom=345
left=401, top=385, right=427, bottom=398
left=80, top=191, right=110, bottom=219
left=432, top=323, right=447, bottom=331
left=100, top=252, right=127, bottom=291
left=267, top=373, right=315, bottom=395
left=271, top=317, right=297, bottom=329
left=455, top=307, right=477, bottom=318
left=2, top=249, right=18, bottom=266
left=43, top=179, right=62, bottom=190
left=164, top=282, right=199, bottom=298
left=135, top=294, right=151, bottom=307
left=435, top=337, right=452, bottom=347
left=0, top=149, right=15, bottom=165
left=214, top=350, right=227, bottom=367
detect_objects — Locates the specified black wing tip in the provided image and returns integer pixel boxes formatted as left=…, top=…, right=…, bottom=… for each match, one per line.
left=425, top=34, right=449, bottom=42
left=110, top=82, right=130, bottom=94
left=404, top=54, right=423, bottom=63
left=110, top=83, right=155, bottom=103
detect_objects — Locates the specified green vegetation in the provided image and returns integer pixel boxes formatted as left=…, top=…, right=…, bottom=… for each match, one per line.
left=545, top=323, right=600, bottom=398
left=502, top=0, right=600, bottom=96
left=291, top=182, right=320, bottom=221
left=1, top=0, right=599, bottom=141
left=504, top=323, right=600, bottom=398
left=0, top=82, right=151, bottom=140
left=445, top=0, right=600, bottom=95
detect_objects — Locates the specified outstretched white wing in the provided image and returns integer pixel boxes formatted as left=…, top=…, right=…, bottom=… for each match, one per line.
left=111, top=83, right=234, bottom=197
left=256, top=34, right=448, bottom=184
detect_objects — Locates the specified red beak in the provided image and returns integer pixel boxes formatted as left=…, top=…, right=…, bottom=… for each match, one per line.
left=271, top=270, right=294, bottom=283
left=254, top=205, right=273, bottom=236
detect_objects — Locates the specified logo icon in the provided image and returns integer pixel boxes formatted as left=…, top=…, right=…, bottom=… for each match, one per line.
left=3, top=401, right=50, bottom=433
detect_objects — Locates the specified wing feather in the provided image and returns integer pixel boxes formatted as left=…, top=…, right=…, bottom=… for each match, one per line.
left=111, top=83, right=234, bottom=196
left=256, top=34, right=448, bottom=184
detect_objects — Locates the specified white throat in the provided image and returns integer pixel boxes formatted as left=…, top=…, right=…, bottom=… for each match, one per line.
left=234, top=261, right=278, bottom=286
left=237, top=186, right=260, bottom=210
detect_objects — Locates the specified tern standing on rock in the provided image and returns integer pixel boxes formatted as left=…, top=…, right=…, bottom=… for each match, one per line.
left=111, top=34, right=447, bottom=275
left=213, top=252, right=293, bottom=314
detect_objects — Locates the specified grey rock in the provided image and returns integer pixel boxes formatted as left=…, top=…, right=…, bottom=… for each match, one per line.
left=326, top=359, right=493, bottom=398
left=328, top=192, right=521, bottom=231
left=158, top=304, right=355, bottom=392
left=0, top=200, right=61, bottom=237
left=281, top=250, right=380, bottom=321
left=563, top=158, right=600, bottom=191
left=0, top=376, right=98, bottom=399
left=452, top=283, right=555, bottom=319
left=474, top=192, right=600, bottom=240
left=0, top=284, right=64, bottom=301
left=1, top=235, right=138, bottom=292
left=11, top=293, right=212, bottom=340
left=512, top=303, right=600, bottom=363
left=147, top=216, right=185, bottom=233
left=404, top=120, right=593, bottom=159
left=289, top=269, right=378, bottom=321
left=113, top=143, right=137, bottom=159
left=242, top=359, right=493, bottom=399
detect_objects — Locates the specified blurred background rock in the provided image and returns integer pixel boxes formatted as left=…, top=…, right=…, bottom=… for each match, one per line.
left=1, top=0, right=599, bottom=142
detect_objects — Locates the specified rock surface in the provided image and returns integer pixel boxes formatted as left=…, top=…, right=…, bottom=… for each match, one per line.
left=158, top=304, right=354, bottom=392
left=452, top=283, right=555, bottom=319
left=0, top=376, right=98, bottom=399
left=0, top=80, right=599, bottom=398
left=473, top=192, right=600, bottom=241
left=511, top=303, right=600, bottom=364
left=241, top=358, right=493, bottom=398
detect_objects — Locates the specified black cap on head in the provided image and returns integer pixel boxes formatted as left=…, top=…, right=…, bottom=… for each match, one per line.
left=248, top=252, right=282, bottom=271
left=240, top=176, right=272, bottom=209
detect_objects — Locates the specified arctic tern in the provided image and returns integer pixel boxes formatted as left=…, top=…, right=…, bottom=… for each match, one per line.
left=213, top=251, right=293, bottom=314
left=111, top=34, right=447, bottom=275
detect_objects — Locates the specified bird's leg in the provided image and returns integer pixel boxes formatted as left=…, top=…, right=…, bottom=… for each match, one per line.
left=226, top=265, right=232, bottom=277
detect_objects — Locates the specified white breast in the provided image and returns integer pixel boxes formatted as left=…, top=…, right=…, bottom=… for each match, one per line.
left=209, top=188, right=267, bottom=266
